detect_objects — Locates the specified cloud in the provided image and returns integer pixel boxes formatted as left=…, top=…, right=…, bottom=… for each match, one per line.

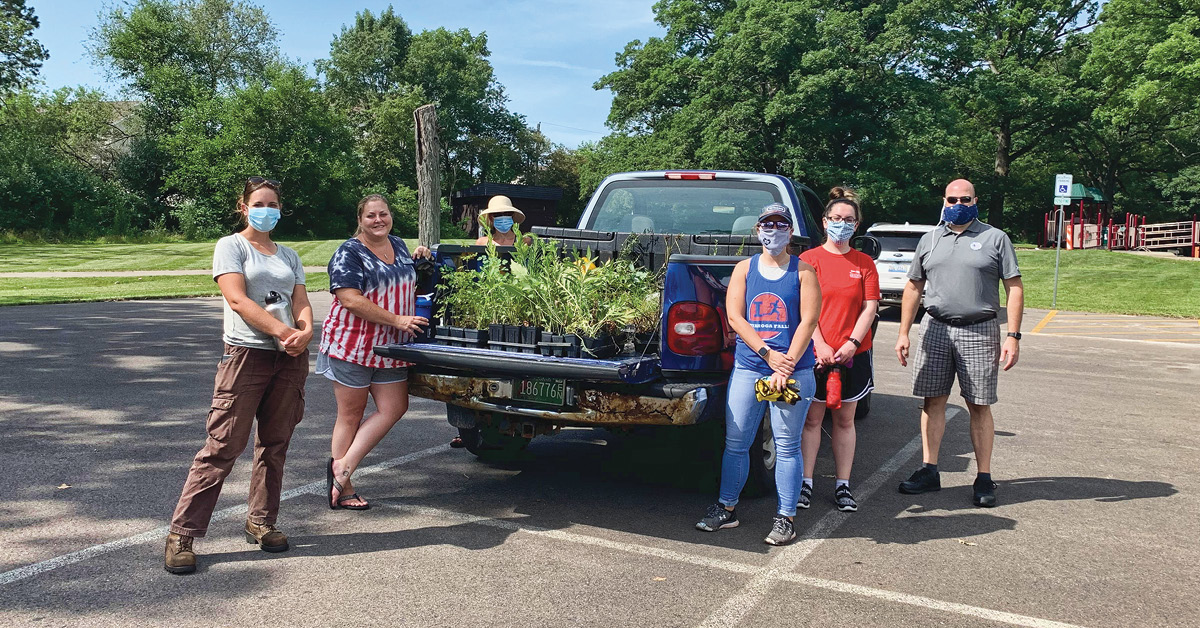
left=491, top=56, right=607, bottom=74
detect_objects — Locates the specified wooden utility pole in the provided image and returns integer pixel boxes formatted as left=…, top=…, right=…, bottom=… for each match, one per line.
left=414, top=104, right=441, bottom=248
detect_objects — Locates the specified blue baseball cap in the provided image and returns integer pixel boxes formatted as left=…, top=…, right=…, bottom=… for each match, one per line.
left=757, top=203, right=793, bottom=226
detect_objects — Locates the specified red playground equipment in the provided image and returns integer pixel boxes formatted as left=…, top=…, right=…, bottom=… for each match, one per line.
left=1042, top=185, right=1199, bottom=258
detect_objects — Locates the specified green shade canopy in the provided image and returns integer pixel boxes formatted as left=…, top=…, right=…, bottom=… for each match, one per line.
left=1069, top=184, right=1106, bottom=202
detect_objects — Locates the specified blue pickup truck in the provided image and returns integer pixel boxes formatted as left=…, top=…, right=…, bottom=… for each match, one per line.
left=377, top=170, right=877, bottom=490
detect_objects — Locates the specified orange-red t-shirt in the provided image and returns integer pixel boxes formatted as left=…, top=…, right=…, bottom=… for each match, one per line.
left=799, top=246, right=880, bottom=354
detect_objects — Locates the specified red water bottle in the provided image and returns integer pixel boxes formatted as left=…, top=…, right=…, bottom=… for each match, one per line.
left=826, top=367, right=843, bottom=410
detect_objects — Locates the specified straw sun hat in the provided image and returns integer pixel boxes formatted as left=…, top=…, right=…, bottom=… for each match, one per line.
left=478, top=195, right=526, bottom=223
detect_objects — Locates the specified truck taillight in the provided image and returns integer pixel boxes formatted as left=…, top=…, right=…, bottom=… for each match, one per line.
left=667, top=302, right=723, bottom=355
left=665, top=172, right=716, bottom=180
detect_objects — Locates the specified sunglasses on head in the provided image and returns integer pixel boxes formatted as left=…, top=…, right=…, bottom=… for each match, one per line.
left=758, top=220, right=792, bottom=230
left=945, top=195, right=974, bottom=204
left=247, top=176, right=281, bottom=189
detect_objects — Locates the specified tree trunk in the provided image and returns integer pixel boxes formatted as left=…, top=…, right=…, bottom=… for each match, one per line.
left=990, top=118, right=1011, bottom=232
left=414, top=104, right=442, bottom=248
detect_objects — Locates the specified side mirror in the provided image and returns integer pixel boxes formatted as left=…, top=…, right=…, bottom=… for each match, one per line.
left=852, top=235, right=881, bottom=260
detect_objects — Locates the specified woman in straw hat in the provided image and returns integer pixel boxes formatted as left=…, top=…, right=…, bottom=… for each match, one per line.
left=474, top=195, right=527, bottom=246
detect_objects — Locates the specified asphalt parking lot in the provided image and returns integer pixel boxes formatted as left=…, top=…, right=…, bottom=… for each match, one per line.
left=1, top=295, right=1198, bottom=627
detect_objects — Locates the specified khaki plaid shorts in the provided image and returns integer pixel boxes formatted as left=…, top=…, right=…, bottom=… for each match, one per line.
left=912, top=317, right=1001, bottom=405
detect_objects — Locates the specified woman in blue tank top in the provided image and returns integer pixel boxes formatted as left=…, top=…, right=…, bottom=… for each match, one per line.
left=695, top=203, right=821, bottom=546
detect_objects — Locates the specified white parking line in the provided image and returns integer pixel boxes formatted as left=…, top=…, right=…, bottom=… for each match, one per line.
left=777, top=573, right=1083, bottom=628
left=696, top=411, right=941, bottom=628
left=0, top=444, right=449, bottom=587
left=375, top=458, right=1083, bottom=628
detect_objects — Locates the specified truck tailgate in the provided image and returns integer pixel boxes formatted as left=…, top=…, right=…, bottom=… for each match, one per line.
left=374, top=343, right=661, bottom=384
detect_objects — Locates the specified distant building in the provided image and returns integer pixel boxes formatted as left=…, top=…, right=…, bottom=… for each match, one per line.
left=451, top=182, right=563, bottom=237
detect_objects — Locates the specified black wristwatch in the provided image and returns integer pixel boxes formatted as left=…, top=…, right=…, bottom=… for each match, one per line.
left=848, top=337, right=861, bottom=348
left=1007, top=332, right=1022, bottom=340
left=757, top=346, right=771, bottom=359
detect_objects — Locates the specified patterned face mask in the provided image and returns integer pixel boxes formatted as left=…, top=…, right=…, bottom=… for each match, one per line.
left=826, top=221, right=855, bottom=243
left=942, top=203, right=978, bottom=225
left=758, top=228, right=789, bottom=255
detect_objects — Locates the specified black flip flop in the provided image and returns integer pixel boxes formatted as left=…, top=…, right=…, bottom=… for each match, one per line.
left=327, top=457, right=340, bottom=510
left=336, top=493, right=370, bottom=511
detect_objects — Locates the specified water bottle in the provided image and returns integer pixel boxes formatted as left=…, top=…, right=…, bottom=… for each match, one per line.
left=263, top=290, right=294, bottom=351
left=414, top=293, right=434, bottom=341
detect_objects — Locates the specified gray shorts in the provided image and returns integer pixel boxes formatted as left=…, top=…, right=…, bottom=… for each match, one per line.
left=316, top=351, right=408, bottom=389
left=912, top=317, right=1000, bottom=405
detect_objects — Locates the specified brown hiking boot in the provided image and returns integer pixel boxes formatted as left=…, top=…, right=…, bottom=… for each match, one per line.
left=244, top=521, right=289, bottom=553
left=164, top=532, right=196, bottom=574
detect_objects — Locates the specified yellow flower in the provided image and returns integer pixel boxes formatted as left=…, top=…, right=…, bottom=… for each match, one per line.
left=577, top=257, right=597, bottom=276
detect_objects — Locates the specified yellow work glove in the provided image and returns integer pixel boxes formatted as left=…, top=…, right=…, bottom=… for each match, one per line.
left=755, top=377, right=801, bottom=405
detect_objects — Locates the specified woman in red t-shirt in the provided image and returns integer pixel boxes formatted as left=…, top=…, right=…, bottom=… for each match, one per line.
left=797, top=187, right=880, bottom=513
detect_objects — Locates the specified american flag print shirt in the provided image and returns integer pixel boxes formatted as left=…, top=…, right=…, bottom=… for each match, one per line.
left=321, top=235, right=416, bottom=368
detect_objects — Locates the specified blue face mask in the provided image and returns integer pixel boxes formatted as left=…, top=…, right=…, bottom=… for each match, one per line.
left=247, top=206, right=281, bottom=232
left=825, top=221, right=855, bottom=243
left=942, top=203, right=978, bottom=226
left=492, top=216, right=514, bottom=234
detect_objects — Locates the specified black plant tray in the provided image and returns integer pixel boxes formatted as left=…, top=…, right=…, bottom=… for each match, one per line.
left=432, top=325, right=488, bottom=348
left=487, top=324, right=541, bottom=354
left=632, top=330, right=660, bottom=355
left=539, top=331, right=620, bottom=359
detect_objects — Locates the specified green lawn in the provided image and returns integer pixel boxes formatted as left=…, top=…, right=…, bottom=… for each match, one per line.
left=1, top=243, right=1196, bottom=317
left=0, top=239, right=413, bottom=272
left=0, top=273, right=330, bottom=306
left=1014, top=249, right=1200, bottom=318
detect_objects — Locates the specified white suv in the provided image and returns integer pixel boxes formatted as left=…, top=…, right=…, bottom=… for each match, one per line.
left=865, top=222, right=939, bottom=306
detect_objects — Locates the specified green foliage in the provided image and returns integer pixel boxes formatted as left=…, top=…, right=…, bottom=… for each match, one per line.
left=591, top=0, right=957, bottom=225
left=163, top=64, right=360, bottom=238
left=0, top=88, right=146, bottom=237
left=1078, top=0, right=1200, bottom=219
left=438, top=227, right=662, bottom=337
left=0, top=0, right=48, bottom=92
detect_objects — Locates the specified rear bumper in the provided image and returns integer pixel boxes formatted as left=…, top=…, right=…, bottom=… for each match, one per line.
left=411, top=372, right=722, bottom=427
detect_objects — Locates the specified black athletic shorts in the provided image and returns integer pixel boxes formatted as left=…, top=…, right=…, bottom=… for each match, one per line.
left=813, top=349, right=874, bottom=404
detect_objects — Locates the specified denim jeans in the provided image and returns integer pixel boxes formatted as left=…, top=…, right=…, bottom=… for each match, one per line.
left=719, top=365, right=815, bottom=517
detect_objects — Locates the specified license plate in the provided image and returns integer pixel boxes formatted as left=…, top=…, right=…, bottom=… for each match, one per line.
left=513, top=378, right=567, bottom=405
left=887, top=263, right=908, bottom=273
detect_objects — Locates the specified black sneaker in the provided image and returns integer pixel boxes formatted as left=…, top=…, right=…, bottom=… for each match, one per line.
left=973, top=477, right=998, bottom=508
left=797, top=483, right=813, bottom=509
left=834, top=485, right=858, bottom=512
left=764, top=515, right=796, bottom=546
left=696, top=503, right=739, bottom=531
left=898, top=466, right=941, bottom=494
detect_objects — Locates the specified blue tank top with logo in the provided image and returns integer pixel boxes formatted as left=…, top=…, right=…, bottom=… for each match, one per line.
left=733, top=254, right=815, bottom=375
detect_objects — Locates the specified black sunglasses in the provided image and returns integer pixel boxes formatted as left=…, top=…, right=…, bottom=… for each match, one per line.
left=945, top=195, right=974, bottom=204
left=758, top=220, right=792, bottom=230
left=247, top=176, right=281, bottom=189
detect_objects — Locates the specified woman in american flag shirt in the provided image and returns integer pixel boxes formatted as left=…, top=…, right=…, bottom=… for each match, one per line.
left=318, top=194, right=430, bottom=510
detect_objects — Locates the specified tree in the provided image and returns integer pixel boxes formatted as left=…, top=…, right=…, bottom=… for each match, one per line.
left=164, top=65, right=360, bottom=238
left=593, top=0, right=954, bottom=222
left=924, top=0, right=1100, bottom=231
left=90, top=0, right=281, bottom=223
left=0, top=88, right=143, bottom=236
left=1078, top=0, right=1200, bottom=219
left=318, top=8, right=551, bottom=198
left=0, top=0, right=47, bottom=93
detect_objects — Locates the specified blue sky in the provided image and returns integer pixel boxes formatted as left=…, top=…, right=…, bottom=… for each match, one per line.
left=28, top=0, right=665, bottom=148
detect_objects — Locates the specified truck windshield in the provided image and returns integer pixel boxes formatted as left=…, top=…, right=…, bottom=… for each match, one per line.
left=585, top=180, right=785, bottom=236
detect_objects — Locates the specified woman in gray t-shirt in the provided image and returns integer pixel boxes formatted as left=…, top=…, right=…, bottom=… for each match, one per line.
left=164, top=177, right=313, bottom=575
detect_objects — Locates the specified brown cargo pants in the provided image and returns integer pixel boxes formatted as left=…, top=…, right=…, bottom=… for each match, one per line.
left=169, top=344, right=309, bottom=537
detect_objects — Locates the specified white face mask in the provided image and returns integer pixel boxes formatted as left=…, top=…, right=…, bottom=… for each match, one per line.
left=758, top=228, right=789, bottom=255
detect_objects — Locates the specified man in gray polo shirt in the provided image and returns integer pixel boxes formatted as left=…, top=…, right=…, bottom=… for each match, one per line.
left=894, top=178, right=1024, bottom=507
